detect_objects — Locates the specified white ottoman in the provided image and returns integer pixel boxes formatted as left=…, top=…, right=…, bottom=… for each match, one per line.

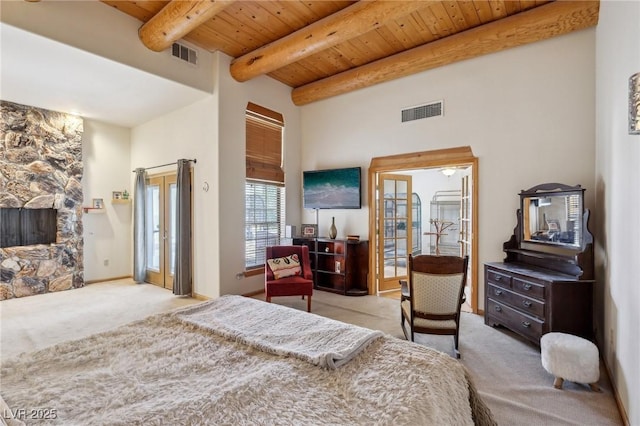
left=540, top=332, right=600, bottom=391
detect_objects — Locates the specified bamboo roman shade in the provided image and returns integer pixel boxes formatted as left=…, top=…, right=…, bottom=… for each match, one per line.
left=246, top=102, right=284, bottom=185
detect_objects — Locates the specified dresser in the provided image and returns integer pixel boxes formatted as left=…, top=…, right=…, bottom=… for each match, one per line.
left=484, top=183, right=595, bottom=346
left=485, top=262, right=593, bottom=345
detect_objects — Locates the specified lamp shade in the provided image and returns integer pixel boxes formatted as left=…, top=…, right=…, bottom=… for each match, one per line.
left=440, top=168, right=456, bottom=177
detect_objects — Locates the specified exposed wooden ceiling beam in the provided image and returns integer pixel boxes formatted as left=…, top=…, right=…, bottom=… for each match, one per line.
left=139, top=0, right=234, bottom=52
left=230, top=0, right=429, bottom=83
left=291, top=1, right=600, bottom=106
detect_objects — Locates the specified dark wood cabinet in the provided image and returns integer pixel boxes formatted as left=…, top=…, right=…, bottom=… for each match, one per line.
left=485, top=183, right=595, bottom=346
left=293, top=237, right=369, bottom=296
left=485, top=262, right=594, bottom=344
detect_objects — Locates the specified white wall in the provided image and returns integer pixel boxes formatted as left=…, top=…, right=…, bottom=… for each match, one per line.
left=131, top=95, right=219, bottom=298
left=0, top=0, right=213, bottom=93
left=82, top=119, right=132, bottom=281
left=301, top=29, right=596, bottom=308
left=595, top=1, right=640, bottom=423
left=216, top=52, right=303, bottom=296
left=130, top=51, right=301, bottom=298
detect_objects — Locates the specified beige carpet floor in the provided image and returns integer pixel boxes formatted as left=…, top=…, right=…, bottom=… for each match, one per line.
left=1, top=279, right=623, bottom=425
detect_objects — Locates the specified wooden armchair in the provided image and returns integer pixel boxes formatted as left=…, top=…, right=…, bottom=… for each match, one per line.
left=401, top=254, right=469, bottom=358
left=265, top=245, right=314, bottom=312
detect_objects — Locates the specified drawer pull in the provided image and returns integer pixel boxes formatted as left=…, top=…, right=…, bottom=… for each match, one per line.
left=522, top=321, right=531, bottom=328
left=522, top=300, right=532, bottom=308
left=523, top=284, right=532, bottom=290
left=494, top=306, right=502, bottom=312
left=494, top=289, right=503, bottom=296
left=495, top=276, right=502, bottom=281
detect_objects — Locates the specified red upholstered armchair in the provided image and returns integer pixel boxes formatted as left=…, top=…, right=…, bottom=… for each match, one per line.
left=265, top=245, right=314, bottom=312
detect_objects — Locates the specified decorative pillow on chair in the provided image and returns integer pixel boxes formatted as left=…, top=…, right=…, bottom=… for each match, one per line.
left=267, top=254, right=302, bottom=279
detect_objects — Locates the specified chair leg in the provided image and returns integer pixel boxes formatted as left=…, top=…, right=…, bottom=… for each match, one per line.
left=454, top=331, right=460, bottom=358
left=266, top=296, right=271, bottom=303
left=307, top=295, right=311, bottom=312
left=401, top=314, right=409, bottom=341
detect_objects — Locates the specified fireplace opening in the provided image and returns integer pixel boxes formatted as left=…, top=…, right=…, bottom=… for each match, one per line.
left=0, top=208, right=57, bottom=248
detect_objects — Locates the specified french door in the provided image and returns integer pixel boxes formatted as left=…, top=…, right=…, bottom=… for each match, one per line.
left=145, top=174, right=177, bottom=289
left=460, top=172, right=473, bottom=306
left=377, top=173, right=412, bottom=292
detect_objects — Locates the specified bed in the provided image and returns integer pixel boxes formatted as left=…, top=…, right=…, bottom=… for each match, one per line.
left=1, top=295, right=495, bottom=425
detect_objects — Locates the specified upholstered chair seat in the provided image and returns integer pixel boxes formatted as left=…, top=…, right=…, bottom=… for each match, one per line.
left=265, top=245, right=314, bottom=312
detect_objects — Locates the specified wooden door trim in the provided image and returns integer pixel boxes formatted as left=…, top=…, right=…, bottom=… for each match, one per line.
left=367, top=146, right=479, bottom=313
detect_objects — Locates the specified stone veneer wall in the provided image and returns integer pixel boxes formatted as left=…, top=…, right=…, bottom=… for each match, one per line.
left=0, top=100, right=84, bottom=299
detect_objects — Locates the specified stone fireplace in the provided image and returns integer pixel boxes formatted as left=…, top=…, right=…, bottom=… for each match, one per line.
left=0, top=100, right=84, bottom=300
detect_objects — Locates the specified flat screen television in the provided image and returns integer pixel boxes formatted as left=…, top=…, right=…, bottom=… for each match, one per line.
left=303, top=167, right=361, bottom=209
left=0, top=208, right=57, bottom=248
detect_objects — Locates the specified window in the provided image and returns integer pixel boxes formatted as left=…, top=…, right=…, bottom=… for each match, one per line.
left=245, top=182, right=285, bottom=268
left=245, top=103, right=285, bottom=270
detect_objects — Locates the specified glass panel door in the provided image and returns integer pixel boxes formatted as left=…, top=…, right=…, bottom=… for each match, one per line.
left=145, top=174, right=176, bottom=289
left=165, top=175, right=177, bottom=284
left=145, top=176, right=163, bottom=286
left=460, top=172, right=472, bottom=309
left=377, top=173, right=412, bottom=292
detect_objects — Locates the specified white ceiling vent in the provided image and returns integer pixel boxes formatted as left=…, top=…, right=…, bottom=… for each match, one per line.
left=401, top=101, right=443, bottom=123
left=171, top=42, right=198, bottom=66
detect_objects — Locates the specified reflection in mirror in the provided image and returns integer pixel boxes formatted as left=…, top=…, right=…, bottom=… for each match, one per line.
left=522, top=193, right=582, bottom=247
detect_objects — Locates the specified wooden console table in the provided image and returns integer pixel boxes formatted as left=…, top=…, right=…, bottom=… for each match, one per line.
left=293, top=237, right=369, bottom=296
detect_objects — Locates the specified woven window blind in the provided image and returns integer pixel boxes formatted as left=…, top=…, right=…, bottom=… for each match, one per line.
left=246, top=102, right=284, bottom=185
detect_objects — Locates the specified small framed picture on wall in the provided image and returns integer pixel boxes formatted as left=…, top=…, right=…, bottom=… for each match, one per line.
left=112, top=191, right=122, bottom=200
left=301, top=224, right=318, bottom=238
left=92, top=198, right=104, bottom=209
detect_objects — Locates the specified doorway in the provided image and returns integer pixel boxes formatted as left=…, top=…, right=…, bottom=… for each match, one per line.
left=145, top=173, right=177, bottom=289
left=367, top=147, right=479, bottom=313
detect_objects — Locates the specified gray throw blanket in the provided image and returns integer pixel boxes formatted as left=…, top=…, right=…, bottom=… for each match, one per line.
left=173, top=295, right=384, bottom=369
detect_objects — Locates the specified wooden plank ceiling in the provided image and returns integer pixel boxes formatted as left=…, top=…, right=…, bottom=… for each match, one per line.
left=100, top=0, right=600, bottom=105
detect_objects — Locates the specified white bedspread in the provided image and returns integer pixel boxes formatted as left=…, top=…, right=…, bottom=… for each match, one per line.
left=1, top=296, right=495, bottom=425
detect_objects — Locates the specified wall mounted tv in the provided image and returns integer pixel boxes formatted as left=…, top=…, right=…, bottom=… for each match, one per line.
left=303, top=167, right=361, bottom=209
left=0, top=208, right=57, bottom=248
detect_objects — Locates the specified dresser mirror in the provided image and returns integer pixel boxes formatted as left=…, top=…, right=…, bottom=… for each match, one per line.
left=522, top=191, right=583, bottom=248
left=515, top=183, right=589, bottom=257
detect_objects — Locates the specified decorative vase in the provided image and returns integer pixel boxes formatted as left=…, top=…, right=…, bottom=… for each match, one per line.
left=329, top=217, right=337, bottom=239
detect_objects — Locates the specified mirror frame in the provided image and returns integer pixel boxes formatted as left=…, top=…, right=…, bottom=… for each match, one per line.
left=518, top=183, right=586, bottom=253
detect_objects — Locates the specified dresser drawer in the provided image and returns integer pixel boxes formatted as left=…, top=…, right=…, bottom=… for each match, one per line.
left=487, top=299, right=543, bottom=341
left=486, top=269, right=512, bottom=289
left=487, top=284, right=545, bottom=319
left=512, top=277, right=545, bottom=300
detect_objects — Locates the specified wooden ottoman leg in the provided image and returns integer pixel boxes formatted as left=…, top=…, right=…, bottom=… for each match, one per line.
left=553, top=377, right=564, bottom=389
left=589, top=383, right=601, bottom=392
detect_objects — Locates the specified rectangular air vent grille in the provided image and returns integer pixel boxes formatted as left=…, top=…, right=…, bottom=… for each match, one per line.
left=171, top=42, right=198, bottom=65
left=401, top=101, right=443, bottom=123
